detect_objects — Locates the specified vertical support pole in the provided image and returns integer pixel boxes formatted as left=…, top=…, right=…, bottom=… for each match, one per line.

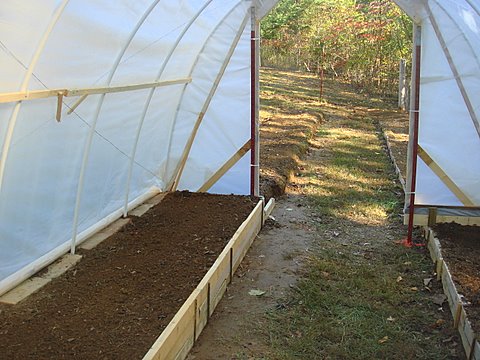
left=405, top=24, right=422, bottom=246
left=398, top=59, right=407, bottom=110
left=427, top=207, right=437, bottom=227
left=250, top=6, right=260, bottom=196
left=122, top=0, right=214, bottom=218
left=71, top=0, right=161, bottom=254
left=0, top=0, right=69, bottom=212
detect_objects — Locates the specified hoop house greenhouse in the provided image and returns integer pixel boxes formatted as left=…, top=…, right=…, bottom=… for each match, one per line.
left=0, top=0, right=479, bottom=302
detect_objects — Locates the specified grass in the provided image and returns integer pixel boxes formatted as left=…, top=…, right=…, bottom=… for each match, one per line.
left=259, top=68, right=461, bottom=359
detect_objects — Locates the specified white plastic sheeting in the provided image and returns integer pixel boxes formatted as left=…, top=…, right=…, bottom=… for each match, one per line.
left=0, top=0, right=259, bottom=294
left=1, top=0, right=479, bottom=294
left=395, top=0, right=480, bottom=216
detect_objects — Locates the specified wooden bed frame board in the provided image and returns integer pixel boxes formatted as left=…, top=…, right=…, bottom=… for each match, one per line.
left=424, top=227, right=480, bottom=360
left=143, top=199, right=268, bottom=360
left=405, top=214, right=480, bottom=226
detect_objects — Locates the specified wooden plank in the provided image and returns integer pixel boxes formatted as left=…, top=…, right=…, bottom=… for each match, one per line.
left=143, top=290, right=197, bottom=360
left=197, top=140, right=251, bottom=193
left=442, top=263, right=459, bottom=313
left=40, top=254, right=82, bottom=280
left=0, top=277, right=51, bottom=305
left=426, top=3, right=480, bottom=139
left=167, top=13, right=250, bottom=192
left=80, top=218, right=131, bottom=250
left=194, top=284, right=209, bottom=340
left=56, top=93, right=63, bottom=122
left=404, top=214, right=480, bottom=226
left=423, top=228, right=480, bottom=360
left=0, top=78, right=191, bottom=104
left=231, top=202, right=263, bottom=272
left=263, top=198, right=276, bottom=223
left=418, top=146, right=475, bottom=206
left=143, top=199, right=263, bottom=360
left=208, top=249, right=231, bottom=315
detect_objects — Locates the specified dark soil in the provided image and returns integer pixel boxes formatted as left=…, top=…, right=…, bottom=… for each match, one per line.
left=0, top=191, right=258, bottom=359
left=434, top=223, right=480, bottom=333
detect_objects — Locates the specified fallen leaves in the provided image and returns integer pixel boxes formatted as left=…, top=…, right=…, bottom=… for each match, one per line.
left=378, top=336, right=389, bottom=344
left=248, top=289, right=266, bottom=297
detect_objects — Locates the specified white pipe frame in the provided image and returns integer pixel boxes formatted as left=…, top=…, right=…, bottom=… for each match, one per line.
left=428, top=0, right=480, bottom=138
left=70, top=0, right=162, bottom=254
left=0, top=0, right=70, bottom=213
left=0, top=186, right=159, bottom=297
left=122, top=0, right=215, bottom=217
left=168, top=11, right=250, bottom=192
left=163, top=1, right=248, bottom=189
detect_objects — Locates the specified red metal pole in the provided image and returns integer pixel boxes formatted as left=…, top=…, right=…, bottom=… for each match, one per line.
left=250, top=17, right=257, bottom=196
left=406, top=34, right=422, bottom=246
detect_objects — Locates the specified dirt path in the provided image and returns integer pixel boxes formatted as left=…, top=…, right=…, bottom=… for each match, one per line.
left=188, top=70, right=462, bottom=359
left=188, top=194, right=316, bottom=359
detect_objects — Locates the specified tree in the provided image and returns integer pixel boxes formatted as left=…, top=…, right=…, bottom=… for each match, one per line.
left=261, top=0, right=412, bottom=95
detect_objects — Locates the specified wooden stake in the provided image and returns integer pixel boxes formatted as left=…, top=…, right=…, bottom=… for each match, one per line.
left=56, top=92, right=64, bottom=122
left=427, top=207, right=438, bottom=227
left=436, top=258, right=444, bottom=281
left=454, top=303, right=463, bottom=329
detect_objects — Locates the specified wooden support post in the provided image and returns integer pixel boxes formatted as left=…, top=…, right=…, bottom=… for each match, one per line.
left=71, top=0, right=163, bottom=254
left=67, top=94, right=88, bottom=114
left=427, top=207, right=438, bottom=227
left=436, top=258, right=444, bottom=281
left=0, top=0, right=69, bottom=223
left=197, top=141, right=251, bottom=193
left=454, top=303, right=463, bottom=329
left=167, top=11, right=250, bottom=192
left=426, top=3, right=480, bottom=139
left=122, top=1, right=213, bottom=216
left=418, top=145, right=475, bottom=206
left=162, top=1, right=245, bottom=181
left=56, top=92, right=64, bottom=122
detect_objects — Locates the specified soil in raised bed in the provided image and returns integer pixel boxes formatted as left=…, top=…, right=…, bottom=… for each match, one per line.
left=0, top=191, right=258, bottom=359
left=434, top=223, right=480, bottom=333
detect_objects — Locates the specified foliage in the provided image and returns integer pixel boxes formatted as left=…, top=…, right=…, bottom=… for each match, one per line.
left=261, top=0, right=412, bottom=95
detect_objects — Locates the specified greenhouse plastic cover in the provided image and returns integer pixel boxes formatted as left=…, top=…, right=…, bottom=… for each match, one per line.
left=396, top=0, right=480, bottom=212
left=0, top=0, right=267, bottom=294
left=1, top=0, right=480, bottom=294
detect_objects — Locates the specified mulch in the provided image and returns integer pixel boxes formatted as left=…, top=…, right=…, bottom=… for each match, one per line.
left=0, top=191, right=258, bottom=359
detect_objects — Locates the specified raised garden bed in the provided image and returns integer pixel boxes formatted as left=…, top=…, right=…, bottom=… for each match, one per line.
left=0, top=191, right=263, bottom=359
left=379, top=113, right=480, bottom=359
left=425, top=224, right=480, bottom=360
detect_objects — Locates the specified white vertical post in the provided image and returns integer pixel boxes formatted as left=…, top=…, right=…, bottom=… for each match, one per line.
left=163, top=1, right=246, bottom=187
left=122, top=0, right=214, bottom=218
left=405, top=23, right=422, bottom=242
left=168, top=11, right=251, bottom=192
left=250, top=6, right=260, bottom=196
left=0, top=0, right=70, bottom=208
